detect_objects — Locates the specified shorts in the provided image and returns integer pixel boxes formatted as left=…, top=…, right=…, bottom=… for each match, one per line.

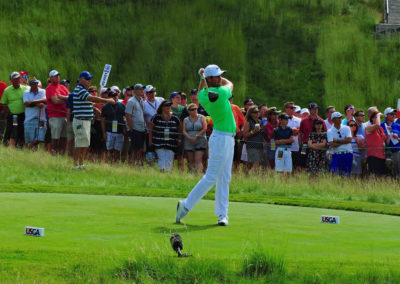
left=6, top=113, right=25, bottom=146
left=73, top=118, right=91, bottom=148
left=66, top=121, right=74, bottom=140
left=24, top=120, right=46, bottom=143
left=329, top=152, right=353, bottom=177
left=275, top=148, right=292, bottom=172
left=233, top=138, right=243, bottom=162
left=49, top=117, right=67, bottom=139
left=184, top=135, right=207, bottom=152
left=176, top=137, right=185, bottom=156
left=155, top=148, right=175, bottom=171
left=106, top=132, right=124, bottom=151
left=129, top=130, right=145, bottom=150
left=122, top=135, right=131, bottom=153
left=247, top=147, right=263, bottom=163
left=265, top=144, right=276, bottom=161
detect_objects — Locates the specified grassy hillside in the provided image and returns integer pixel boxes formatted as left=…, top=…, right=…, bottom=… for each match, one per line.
left=0, top=0, right=398, bottom=112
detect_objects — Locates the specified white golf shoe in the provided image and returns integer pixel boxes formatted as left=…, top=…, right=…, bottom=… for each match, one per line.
left=218, top=215, right=228, bottom=226
left=176, top=200, right=188, bottom=223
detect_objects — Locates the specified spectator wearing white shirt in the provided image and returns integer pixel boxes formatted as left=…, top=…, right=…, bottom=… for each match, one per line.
left=143, top=85, right=164, bottom=130
left=23, top=78, right=47, bottom=149
left=327, top=112, right=353, bottom=177
left=284, top=102, right=301, bottom=170
left=324, top=106, right=335, bottom=131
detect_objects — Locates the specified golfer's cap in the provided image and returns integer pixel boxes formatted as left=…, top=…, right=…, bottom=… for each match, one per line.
left=49, top=70, right=59, bottom=77
left=79, top=71, right=93, bottom=80
left=308, top=102, right=318, bottom=109
left=29, top=78, right=39, bottom=85
left=300, top=108, right=310, bottom=115
left=384, top=107, right=396, bottom=117
left=110, top=86, right=120, bottom=93
left=170, top=91, right=181, bottom=99
left=204, top=64, right=225, bottom=77
left=133, top=83, right=144, bottom=90
left=144, top=85, right=155, bottom=93
left=331, top=112, right=343, bottom=119
left=190, top=89, right=198, bottom=95
left=9, top=72, right=21, bottom=80
left=294, top=105, right=301, bottom=113
left=279, top=113, right=289, bottom=120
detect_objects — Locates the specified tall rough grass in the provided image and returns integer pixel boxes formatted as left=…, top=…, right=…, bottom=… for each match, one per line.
left=1, top=0, right=396, bottom=111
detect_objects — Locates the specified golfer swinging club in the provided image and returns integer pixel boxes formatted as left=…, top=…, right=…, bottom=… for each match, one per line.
left=176, top=64, right=235, bottom=226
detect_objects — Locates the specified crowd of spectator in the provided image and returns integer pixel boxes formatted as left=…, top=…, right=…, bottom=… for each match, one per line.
left=0, top=70, right=400, bottom=178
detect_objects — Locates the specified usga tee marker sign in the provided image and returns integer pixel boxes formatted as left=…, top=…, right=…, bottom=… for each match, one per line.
left=25, top=226, right=45, bottom=237
left=321, top=215, right=340, bottom=224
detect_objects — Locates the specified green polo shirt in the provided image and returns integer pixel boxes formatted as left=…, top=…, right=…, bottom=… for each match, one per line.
left=198, top=85, right=236, bottom=134
left=0, top=85, right=28, bottom=114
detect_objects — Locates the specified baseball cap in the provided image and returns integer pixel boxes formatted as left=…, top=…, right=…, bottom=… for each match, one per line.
left=331, top=112, right=343, bottom=119
left=133, top=83, right=144, bottom=90
left=9, top=72, right=21, bottom=80
left=170, top=91, right=181, bottom=99
left=190, top=89, right=198, bottom=95
left=79, top=71, right=93, bottom=80
left=144, top=85, right=155, bottom=93
left=294, top=105, right=301, bottom=113
left=267, top=107, right=281, bottom=115
left=308, top=102, right=318, bottom=109
left=100, top=87, right=109, bottom=95
left=162, top=101, right=172, bottom=107
left=49, top=70, right=59, bottom=77
left=384, top=107, right=396, bottom=117
left=122, top=86, right=132, bottom=95
left=60, top=79, right=70, bottom=85
left=300, top=108, right=310, bottom=115
left=244, top=98, right=254, bottom=106
left=204, top=64, right=225, bottom=77
left=20, top=71, right=29, bottom=78
left=110, top=86, right=120, bottom=93
left=29, top=78, right=39, bottom=85
left=279, top=113, right=289, bottom=120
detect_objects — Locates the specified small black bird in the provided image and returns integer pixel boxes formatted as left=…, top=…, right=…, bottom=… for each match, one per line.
left=170, top=233, right=183, bottom=257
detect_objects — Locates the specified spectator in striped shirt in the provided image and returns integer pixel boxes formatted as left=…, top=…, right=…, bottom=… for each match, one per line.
left=72, top=71, right=115, bottom=169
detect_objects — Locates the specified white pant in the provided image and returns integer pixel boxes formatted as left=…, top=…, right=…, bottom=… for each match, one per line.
left=155, top=149, right=174, bottom=171
left=184, top=130, right=234, bottom=217
left=275, top=148, right=292, bottom=172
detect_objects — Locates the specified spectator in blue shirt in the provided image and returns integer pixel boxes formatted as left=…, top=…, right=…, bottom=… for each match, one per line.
left=381, top=107, right=400, bottom=177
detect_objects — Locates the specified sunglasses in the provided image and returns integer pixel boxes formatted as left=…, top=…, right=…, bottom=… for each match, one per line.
left=347, top=107, right=355, bottom=111
left=356, top=114, right=365, bottom=117
left=337, top=131, right=342, bottom=138
left=349, top=124, right=357, bottom=127
left=252, top=110, right=260, bottom=113
left=89, top=90, right=97, bottom=93
left=22, top=75, right=29, bottom=78
left=286, top=106, right=295, bottom=109
left=188, top=108, right=198, bottom=111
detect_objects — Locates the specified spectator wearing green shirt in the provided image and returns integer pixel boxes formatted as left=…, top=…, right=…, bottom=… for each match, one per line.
left=176, top=64, right=235, bottom=226
left=0, top=72, right=28, bottom=148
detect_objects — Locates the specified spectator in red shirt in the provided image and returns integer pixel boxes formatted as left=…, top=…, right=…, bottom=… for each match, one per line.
left=46, top=70, right=69, bottom=155
left=298, top=102, right=326, bottom=167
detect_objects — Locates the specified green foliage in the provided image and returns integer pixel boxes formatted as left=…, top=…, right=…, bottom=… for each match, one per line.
left=0, top=0, right=397, bottom=111
left=242, top=249, right=286, bottom=279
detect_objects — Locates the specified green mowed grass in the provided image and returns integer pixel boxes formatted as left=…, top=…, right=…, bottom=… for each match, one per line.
left=1, top=192, right=400, bottom=282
